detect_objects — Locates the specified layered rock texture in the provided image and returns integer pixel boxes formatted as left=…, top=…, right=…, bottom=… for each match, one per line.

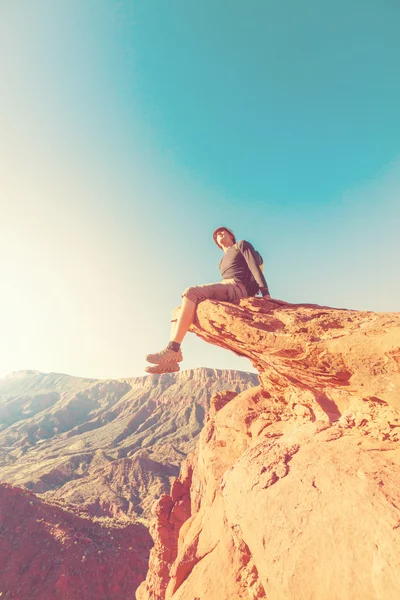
left=137, top=298, right=400, bottom=600
left=0, top=369, right=257, bottom=521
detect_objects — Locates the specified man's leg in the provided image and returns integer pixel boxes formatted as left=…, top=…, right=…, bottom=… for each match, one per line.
left=146, top=297, right=198, bottom=372
left=171, top=296, right=196, bottom=344
left=146, top=298, right=195, bottom=373
left=170, top=312, right=178, bottom=340
left=171, top=280, right=246, bottom=344
left=145, top=282, right=239, bottom=374
left=145, top=306, right=185, bottom=372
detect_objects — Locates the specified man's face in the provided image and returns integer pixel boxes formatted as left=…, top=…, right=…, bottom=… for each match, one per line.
left=216, top=229, right=233, bottom=247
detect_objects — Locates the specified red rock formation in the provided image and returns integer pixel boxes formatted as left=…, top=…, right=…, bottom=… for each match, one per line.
left=136, top=457, right=194, bottom=600
left=137, top=298, right=400, bottom=600
left=0, top=483, right=152, bottom=600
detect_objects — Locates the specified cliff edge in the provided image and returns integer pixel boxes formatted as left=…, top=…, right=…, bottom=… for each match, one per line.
left=137, top=298, right=400, bottom=600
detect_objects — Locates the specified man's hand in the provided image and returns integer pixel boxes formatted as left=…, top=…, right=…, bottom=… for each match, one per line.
left=259, top=287, right=271, bottom=298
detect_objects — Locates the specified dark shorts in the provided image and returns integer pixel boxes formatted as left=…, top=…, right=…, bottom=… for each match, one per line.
left=182, top=278, right=248, bottom=305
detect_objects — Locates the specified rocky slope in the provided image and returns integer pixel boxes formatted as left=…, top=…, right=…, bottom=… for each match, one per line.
left=0, top=483, right=151, bottom=600
left=137, top=297, right=400, bottom=600
left=0, top=369, right=257, bottom=521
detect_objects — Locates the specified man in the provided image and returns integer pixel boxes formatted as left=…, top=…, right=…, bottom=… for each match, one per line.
left=145, top=227, right=270, bottom=374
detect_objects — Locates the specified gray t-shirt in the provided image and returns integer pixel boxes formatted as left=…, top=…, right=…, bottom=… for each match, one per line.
left=219, top=240, right=269, bottom=295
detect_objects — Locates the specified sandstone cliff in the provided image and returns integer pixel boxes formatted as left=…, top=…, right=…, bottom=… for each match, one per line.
left=137, top=298, right=400, bottom=600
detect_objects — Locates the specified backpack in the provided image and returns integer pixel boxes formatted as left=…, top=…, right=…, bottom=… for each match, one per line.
left=235, top=243, right=264, bottom=296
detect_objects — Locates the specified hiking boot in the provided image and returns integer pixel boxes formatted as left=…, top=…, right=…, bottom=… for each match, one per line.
left=145, top=362, right=180, bottom=375
left=146, top=346, right=183, bottom=365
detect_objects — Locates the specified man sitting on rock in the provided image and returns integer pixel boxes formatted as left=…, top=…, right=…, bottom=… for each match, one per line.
left=145, top=227, right=271, bottom=374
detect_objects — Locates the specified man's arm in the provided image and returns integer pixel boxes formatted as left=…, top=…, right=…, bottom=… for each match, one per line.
left=237, top=240, right=270, bottom=296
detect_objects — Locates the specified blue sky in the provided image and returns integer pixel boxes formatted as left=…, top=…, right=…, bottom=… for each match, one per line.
left=0, top=0, right=399, bottom=379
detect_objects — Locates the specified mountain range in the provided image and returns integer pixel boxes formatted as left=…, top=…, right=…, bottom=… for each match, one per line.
left=0, top=368, right=257, bottom=521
